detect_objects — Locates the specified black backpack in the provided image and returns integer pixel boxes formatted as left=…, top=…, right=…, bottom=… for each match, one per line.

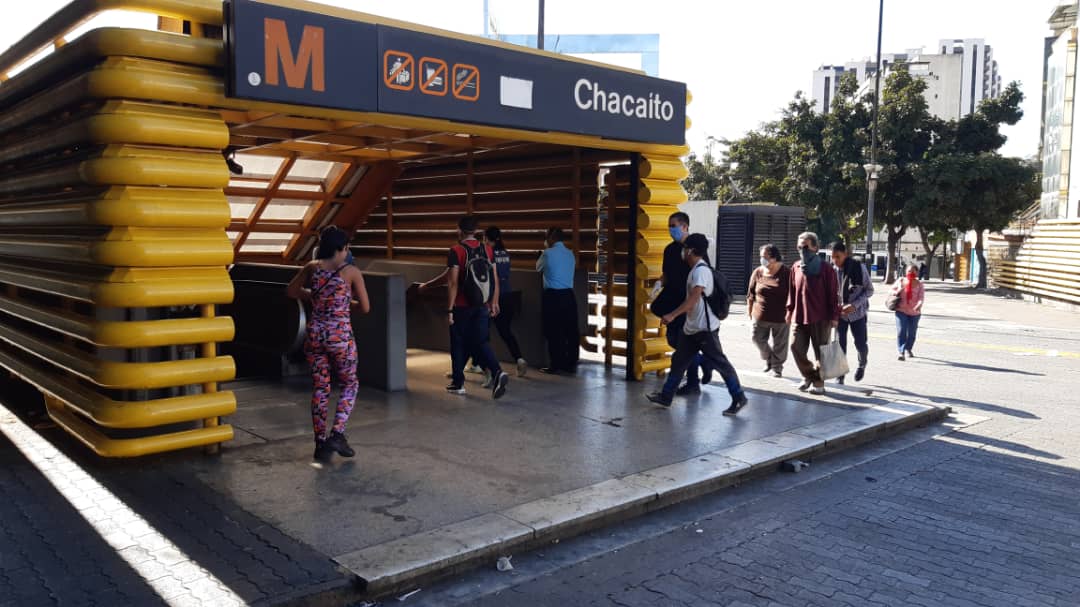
left=461, top=243, right=495, bottom=306
left=703, top=263, right=733, bottom=322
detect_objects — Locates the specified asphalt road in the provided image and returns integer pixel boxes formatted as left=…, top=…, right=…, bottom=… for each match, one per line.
left=404, top=282, right=1080, bottom=607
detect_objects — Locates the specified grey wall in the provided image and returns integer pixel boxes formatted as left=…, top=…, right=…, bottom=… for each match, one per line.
left=360, top=259, right=588, bottom=367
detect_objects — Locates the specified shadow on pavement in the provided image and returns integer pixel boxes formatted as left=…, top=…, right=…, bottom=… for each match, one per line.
left=914, top=356, right=1045, bottom=377
left=870, top=385, right=1040, bottom=420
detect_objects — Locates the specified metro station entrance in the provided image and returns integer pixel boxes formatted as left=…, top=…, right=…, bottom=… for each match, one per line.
left=0, top=0, right=691, bottom=456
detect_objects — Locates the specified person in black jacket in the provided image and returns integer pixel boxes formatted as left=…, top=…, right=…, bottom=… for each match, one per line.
left=652, top=212, right=712, bottom=394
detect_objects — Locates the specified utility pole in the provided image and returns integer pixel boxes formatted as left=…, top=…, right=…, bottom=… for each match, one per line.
left=538, top=0, right=545, bottom=49
left=865, top=0, right=884, bottom=276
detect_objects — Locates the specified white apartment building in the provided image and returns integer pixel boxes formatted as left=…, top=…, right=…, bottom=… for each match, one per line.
left=811, top=39, right=1002, bottom=121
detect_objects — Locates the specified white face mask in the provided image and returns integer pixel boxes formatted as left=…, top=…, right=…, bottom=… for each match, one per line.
left=760, top=257, right=770, bottom=268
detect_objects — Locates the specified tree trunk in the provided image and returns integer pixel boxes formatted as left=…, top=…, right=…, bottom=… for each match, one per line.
left=974, top=229, right=988, bottom=289
left=919, top=230, right=940, bottom=282
left=886, top=232, right=900, bottom=284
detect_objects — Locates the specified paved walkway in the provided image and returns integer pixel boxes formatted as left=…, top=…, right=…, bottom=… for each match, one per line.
left=432, top=282, right=1080, bottom=607
left=0, top=321, right=928, bottom=605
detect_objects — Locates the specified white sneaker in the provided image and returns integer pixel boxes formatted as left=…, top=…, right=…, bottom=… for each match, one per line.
left=516, top=358, right=528, bottom=377
left=465, top=365, right=484, bottom=375
left=481, top=370, right=494, bottom=389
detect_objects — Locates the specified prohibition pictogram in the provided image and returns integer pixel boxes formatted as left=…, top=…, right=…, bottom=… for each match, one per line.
left=452, top=63, right=480, bottom=101
left=419, top=57, right=448, bottom=96
left=384, top=50, right=415, bottom=91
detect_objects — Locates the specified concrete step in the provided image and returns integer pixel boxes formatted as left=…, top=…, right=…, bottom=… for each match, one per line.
left=333, top=399, right=949, bottom=599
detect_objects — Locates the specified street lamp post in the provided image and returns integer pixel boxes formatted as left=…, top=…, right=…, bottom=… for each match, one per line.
left=864, top=163, right=882, bottom=272
left=866, top=0, right=884, bottom=273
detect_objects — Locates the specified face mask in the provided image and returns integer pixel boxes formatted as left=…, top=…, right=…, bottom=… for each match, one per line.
left=346, top=250, right=354, bottom=265
left=669, top=226, right=684, bottom=242
left=800, top=248, right=816, bottom=265
left=680, top=248, right=689, bottom=262
left=907, top=272, right=917, bottom=280
left=760, top=257, right=770, bottom=268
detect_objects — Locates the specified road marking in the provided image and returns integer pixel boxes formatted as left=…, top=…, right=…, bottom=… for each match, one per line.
left=867, top=332, right=1080, bottom=359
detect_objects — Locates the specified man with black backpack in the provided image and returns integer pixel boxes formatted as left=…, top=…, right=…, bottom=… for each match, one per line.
left=647, top=234, right=748, bottom=415
left=441, top=216, right=510, bottom=398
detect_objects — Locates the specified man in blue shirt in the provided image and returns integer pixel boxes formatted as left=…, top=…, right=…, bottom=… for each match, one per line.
left=536, top=227, right=579, bottom=374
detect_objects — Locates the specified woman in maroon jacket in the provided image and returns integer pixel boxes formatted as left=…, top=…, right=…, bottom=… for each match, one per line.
left=786, top=232, right=840, bottom=395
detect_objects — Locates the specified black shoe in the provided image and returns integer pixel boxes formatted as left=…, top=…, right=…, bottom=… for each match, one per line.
left=898, top=353, right=906, bottom=361
left=540, top=367, right=561, bottom=375
left=647, top=392, right=673, bottom=407
left=798, top=380, right=812, bottom=392
left=313, top=440, right=334, bottom=462
left=854, top=367, right=865, bottom=382
left=701, top=367, right=713, bottom=385
left=492, top=372, right=509, bottom=400
left=762, top=365, right=773, bottom=373
left=770, top=369, right=783, bottom=378
left=326, top=431, right=355, bottom=458
left=723, top=393, right=749, bottom=416
left=837, top=376, right=845, bottom=385
left=446, top=383, right=466, bottom=394
left=905, top=349, right=914, bottom=358
left=675, top=384, right=701, bottom=396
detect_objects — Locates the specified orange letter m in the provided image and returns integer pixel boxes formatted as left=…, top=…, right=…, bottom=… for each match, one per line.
left=264, top=18, right=325, bottom=92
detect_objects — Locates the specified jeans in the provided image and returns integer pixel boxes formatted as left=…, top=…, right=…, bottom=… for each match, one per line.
left=791, top=321, right=832, bottom=387
left=837, top=316, right=869, bottom=370
left=662, top=330, right=743, bottom=400
left=492, top=294, right=523, bottom=361
left=542, top=289, right=580, bottom=371
left=667, top=315, right=704, bottom=387
left=751, top=320, right=790, bottom=373
left=450, top=306, right=502, bottom=386
left=895, top=312, right=920, bottom=354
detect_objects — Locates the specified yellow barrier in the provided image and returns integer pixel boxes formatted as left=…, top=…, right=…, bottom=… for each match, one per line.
left=0, top=187, right=231, bottom=229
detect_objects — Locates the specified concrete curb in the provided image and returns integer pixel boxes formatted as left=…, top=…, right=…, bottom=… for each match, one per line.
left=332, top=400, right=950, bottom=599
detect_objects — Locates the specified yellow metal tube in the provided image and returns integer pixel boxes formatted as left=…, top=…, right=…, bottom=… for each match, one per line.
left=0, top=263, right=234, bottom=307
left=0, top=322, right=235, bottom=390
left=0, top=294, right=234, bottom=347
left=46, top=397, right=234, bottom=458
left=0, top=187, right=230, bottom=229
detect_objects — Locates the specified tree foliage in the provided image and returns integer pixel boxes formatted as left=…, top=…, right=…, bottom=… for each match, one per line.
left=681, top=151, right=729, bottom=201
left=727, top=68, right=1036, bottom=285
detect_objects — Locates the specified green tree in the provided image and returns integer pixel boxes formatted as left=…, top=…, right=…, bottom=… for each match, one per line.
left=912, top=81, right=1035, bottom=288
left=680, top=151, right=728, bottom=201
left=914, top=154, right=1039, bottom=288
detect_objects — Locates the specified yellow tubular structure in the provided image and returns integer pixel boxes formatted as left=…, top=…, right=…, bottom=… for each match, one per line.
left=0, top=2, right=236, bottom=457
left=633, top=153, right=691, bottom=380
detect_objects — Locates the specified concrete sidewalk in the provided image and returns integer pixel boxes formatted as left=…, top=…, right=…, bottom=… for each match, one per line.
left=0, top=351, right=945, bottom=606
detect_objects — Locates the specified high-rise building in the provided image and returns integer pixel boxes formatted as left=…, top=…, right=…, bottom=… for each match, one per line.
left=811, top=40, right=1002, bottom=121
left=1040, top=2, right=1080, bottom=220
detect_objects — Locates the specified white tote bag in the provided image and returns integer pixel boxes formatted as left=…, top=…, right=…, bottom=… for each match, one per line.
left=819, top=335, right=850, bottom=380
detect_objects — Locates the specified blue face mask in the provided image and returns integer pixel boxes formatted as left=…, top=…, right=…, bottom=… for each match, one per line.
left=345, top=250, right=354, bottom=265
left=669, top=226, right=684, bottom=242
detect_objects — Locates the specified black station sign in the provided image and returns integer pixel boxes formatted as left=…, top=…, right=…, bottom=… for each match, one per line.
left=225, top=0, right=687, bottom=145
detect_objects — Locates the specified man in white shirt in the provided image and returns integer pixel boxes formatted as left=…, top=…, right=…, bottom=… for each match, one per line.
left=648, top=234, right=749, bottom=415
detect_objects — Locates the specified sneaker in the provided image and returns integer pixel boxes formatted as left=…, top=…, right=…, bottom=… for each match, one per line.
left=723, top=393, right=749, bottom=416
left=770, top=369, right=783, bottom=379
left=701, top=366, right=713, bottom=385
left=837, top=376, right=845, bottom=385
left=492, top=372, right=510, bottom=399
left=798, top=380, right=812, bottom=392
left=808, top=384, right=826, bottom=395
left=446, top=383, right=466, bottom=395
left=326, top=431, right=355, bottom=458
left=313, top=440, right=333, bottom=462
left=905, top=349, right=914, bottom=358
left=481, top=370, right=494, bottom=389
left=465, top=364, right=484, bottom=375
left=516, top=358, right=528, bottom=377
left=854, top=367, right=865, bottom=382
left=898, top=353, right=906, bottom=361
left=646, top=392, right=673, bottom=407
left=675, top=384, right=701, bottom=396
left=762, top=365, right=773, bottom=373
